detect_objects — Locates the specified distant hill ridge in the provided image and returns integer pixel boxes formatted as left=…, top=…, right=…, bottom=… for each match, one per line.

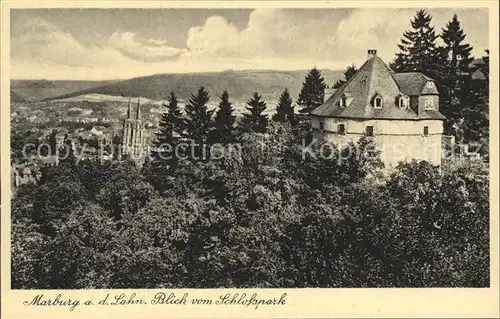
left=11, top=90, right=27, bottom=103
left=39, top=69, right=344, bottom=103
left=11, top=79, right=119, bottom=102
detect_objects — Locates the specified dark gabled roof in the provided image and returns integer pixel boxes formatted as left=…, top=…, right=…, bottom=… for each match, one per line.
left=393, top=72, right=439, bottom=95
left=312, top=55, right=444, bottom=120
left=419, top=109, right=446, bottom=120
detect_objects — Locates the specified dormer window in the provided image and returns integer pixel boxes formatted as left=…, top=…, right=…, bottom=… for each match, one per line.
left=339, top=93, right=352, bottom=108
left=373, top=95, right=383, bottom=109
left=398, top=95, right=409, bottom=109
left=340, top=96, right=347, bottom=108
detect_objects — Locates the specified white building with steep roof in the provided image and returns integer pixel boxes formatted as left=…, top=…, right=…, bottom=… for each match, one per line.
left=311, top=49, right=446, bottom=167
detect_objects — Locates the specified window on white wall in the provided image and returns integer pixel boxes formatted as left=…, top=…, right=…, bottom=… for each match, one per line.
left=338, top=123, right=346, bottom=135
left=319, top=121, right=324, bottom=131
left=366, top=126, right=374, bottom=136
left=423, top=126, right=429, bottom=136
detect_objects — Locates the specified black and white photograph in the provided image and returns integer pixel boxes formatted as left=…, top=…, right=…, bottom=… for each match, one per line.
left=7, top=5, right=492, bottom=292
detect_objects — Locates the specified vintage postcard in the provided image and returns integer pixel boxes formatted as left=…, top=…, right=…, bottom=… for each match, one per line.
left=1, top=0, right=499, bottom=318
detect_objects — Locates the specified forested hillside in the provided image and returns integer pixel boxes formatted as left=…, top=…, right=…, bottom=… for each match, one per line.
left=11, top=79, right=117, bottom=102
left=44, top=70, right=343, bottom=103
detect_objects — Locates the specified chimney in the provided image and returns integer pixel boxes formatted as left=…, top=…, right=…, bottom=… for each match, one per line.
left=136, top=98, right=141, bottom=119
left=367, top=49, right=377, bottom=59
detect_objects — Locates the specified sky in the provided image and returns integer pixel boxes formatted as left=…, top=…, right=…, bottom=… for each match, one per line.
left=10, top=8, right=489, bottom=80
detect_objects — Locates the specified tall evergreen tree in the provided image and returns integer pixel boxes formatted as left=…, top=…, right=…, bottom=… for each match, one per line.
left=151, top=92, right=183, bottom=162
left=461, top=50, right=489, bottom=145
left=213, top=91, right=236, bottom=144
left=273, top=88, right=295, bottom=125
left=183, top=87, right=214, bottom=144
left=332, top=64, right=358, bottom=89
left=147, top=92, right=185, bottom=193
left=390, top=10, right=441, bottom=79
left=439, top=14, right=474, bottom=132
left=297, top=67, right=326, bottom=115
left=240, top=92, right=268, bottom=133
left=440, top=14, right=474, bottom=83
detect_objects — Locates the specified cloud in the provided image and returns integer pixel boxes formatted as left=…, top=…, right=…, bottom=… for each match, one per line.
left=332, top=8, right=488, bottom=63
left=10, top=9, right=489, bottom=80
left=11, top=17, right=132, bottom=68
left=185, top=8, right=489, bottom=67
left=332, top=9, right=417, bottom=63
left=9, top=17, right=267, bottom=79
left=185, top=9, right=331, bottom=60
left=182, top=8, right=410, bottom=65
left=108, top=32, right=184, bottom=62
left=186, top=16, right=241, bottom=58
left=146, top=38, right=169, bottom=46
left=10, top=18, right=188, bottom=79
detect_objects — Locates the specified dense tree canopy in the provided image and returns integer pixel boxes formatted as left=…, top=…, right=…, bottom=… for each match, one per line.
left=460, top=50, right=489, bottom=157
left=11, top=120, right=489, bottom=289
left=390, top=11, right=489, bottom=149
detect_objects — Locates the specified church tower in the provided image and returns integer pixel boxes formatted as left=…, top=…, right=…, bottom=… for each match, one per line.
left=121, top=98, right=147, bottom=162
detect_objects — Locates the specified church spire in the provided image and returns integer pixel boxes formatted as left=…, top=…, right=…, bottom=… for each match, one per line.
left=127, top=98, right=132, bottom=118
left=136, top=98, right=141, bottom=119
